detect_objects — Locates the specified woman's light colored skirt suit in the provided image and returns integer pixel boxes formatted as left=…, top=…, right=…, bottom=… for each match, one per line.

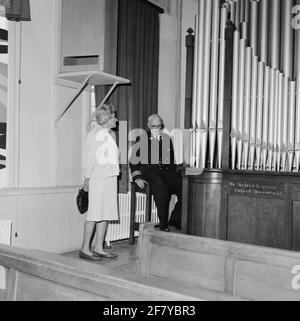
left=83, top=126, right=120, bottom=222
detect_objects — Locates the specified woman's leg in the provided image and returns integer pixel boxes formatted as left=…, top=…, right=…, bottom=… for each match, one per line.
left=81, top=221, right=96, bottom=255
left=94, top=221, right=108, bottom=253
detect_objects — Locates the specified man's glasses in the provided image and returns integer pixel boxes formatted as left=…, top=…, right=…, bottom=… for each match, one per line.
left=150, top=124, right=162, bottom=129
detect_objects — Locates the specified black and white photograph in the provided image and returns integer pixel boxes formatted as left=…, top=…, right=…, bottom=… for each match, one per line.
left=0, top=0, right=300, bottom=308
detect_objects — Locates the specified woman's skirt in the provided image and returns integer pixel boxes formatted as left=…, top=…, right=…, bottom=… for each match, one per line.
left=86, top=176, right=119, bottom=222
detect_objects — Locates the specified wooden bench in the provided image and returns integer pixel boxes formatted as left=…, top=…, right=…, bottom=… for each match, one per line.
left=136, top=223, right=300, bottom=301
left=0, top=243, right=214, bottom=301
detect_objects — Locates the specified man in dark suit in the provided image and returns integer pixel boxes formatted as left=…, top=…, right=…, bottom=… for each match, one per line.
left=129, top=114, right=182, bottom=231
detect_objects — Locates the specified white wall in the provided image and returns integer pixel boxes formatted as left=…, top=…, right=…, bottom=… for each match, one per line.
left=0, top=0, right=86, bottom=252
left=0, top=187, right=85, bottom=253
left=8, top=0, right=84, bottom=188
left=18, top=0, right=55, bottom=187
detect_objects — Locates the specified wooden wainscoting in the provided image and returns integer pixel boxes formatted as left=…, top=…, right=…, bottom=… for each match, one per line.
left=0, top=187, right=86, bottom=253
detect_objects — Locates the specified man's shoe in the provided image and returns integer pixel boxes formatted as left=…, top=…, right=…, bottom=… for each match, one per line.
left=79, top=251, right=102, bottom=261
left=94, top=251, right=118, bottom=259
left=169, top=221, right=181, bottom=230
left=159, top=225, right=170, bottom=232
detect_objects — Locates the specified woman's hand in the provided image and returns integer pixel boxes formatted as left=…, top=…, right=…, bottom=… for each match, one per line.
left=83, top=178, right=90, bottom=192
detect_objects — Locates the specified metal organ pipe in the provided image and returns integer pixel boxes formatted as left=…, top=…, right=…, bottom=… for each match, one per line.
left=240, top=0, right=245, bottom=22
left=288, top=82, right=296, bottom=172
left=195, top=0, right=205, bottom=168
left=282, top=0, right=294, bottom=80
left=190, top=17, right=199, bottom=167
left=235, top=0, right=241, bottom=29
left=262, top=66, right=270, bottom=171
left=259, top=0, right=269, bottom=65
left=269, top=0, right=281, bottom=70
left=217, top=3, right=228, bottom=169
left=274, top=73, right=283, bottom=171
left=189, top=0, right=299, bottom=173
left=296, top=31, right=300, bottom=171
left=255, top=61, right=265, bottom=170
left=209, top=0, right=220, bottom=169
left=245, top=0, right=251, bottom=23
left=231, top=31, right=240, bottom=169
left=243, top=47, right=253, bottom=169
left=199, top=0, right=213, bottom=169
left=272, top=71, right=281, bottom=171
left=268, top=69, right=276, bottom=170
left=237, top=39, right=246, bottom=169
left=249, top=55, right=258, bottom=170
left=250, top=0, right=259, bottom=57
left=281, top=77, right=289, bottom=171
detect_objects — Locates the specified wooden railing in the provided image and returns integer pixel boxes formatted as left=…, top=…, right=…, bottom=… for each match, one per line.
left=0, top=243, right=206, bottom=301
left=136, top=223, right=300, bottom=301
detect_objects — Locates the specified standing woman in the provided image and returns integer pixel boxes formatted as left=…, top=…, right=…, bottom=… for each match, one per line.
left=80, top=104, right=119, bottom=260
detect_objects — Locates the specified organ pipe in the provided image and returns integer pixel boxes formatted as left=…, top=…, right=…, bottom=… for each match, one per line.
left=190, top=16, right=199, bottom=168
left=269, top=0, right=281, bottom=70
left=235, top=0, right=241, bottom=29
left=262, top=66, right=270, bottom=171
left=217, top=4, right=228, bottom=169
left=237, top=39, right=246, bottom=169
left=281, top=77, right=289, bottom=171
left=274, top=73, right=283, bottom=171
left=199, top=0, right=213, bottom=168
left=231, top=31, right=240, bottom=169
left=189, top=0, right=300, bottom=173
left=209, top=0, right=220, bottom=169
left=259, top=0, right=269, bottom=64
left=250, top=0, right=258, bottom=57
left=195, top=0, right=205, bottom=168
left=243, top=47, right=253, bottom=169
left=295, top=0, right=300, bottom=171
left=267, top=68, right=276, bottom=170
left=282, top=0, right=294, bottom=79
left=249, top=55, right=258, bottom=170
left=288, top=82, right=296, bottom=172
left=255, top=61, right=265, bottom=170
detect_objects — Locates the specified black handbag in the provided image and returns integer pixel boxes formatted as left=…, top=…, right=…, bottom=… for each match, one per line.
left=76, top=188, right=89, bottom=214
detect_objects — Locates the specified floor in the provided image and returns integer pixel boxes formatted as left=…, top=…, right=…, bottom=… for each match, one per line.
left=64, top=239, right=139, bottom=274
left=64, top=227, right=182, bottom=274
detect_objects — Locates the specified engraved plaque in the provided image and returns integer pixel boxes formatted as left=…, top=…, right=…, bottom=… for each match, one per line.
left=228, top=181, right=285, bottom=198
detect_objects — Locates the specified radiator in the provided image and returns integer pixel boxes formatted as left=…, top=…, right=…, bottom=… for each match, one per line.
left=0, top=219, right=12, bottom=290
left=0, top=220, right=12, bottom=245
left=105, top=192, right=159, bottom=243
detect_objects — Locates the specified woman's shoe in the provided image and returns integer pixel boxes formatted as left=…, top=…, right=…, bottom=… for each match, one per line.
left=104, top=242, right=112, bottom=250
left=79, top=251, right=102, bottom=261
left=94, top=251, right=118, bottom=259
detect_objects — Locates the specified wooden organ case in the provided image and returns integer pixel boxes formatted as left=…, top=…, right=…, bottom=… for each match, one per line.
left=182, top=0, right=300, bottom=251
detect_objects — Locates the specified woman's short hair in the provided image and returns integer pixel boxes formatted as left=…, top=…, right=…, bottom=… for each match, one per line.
left=95, top=104, right=115, bottom=125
